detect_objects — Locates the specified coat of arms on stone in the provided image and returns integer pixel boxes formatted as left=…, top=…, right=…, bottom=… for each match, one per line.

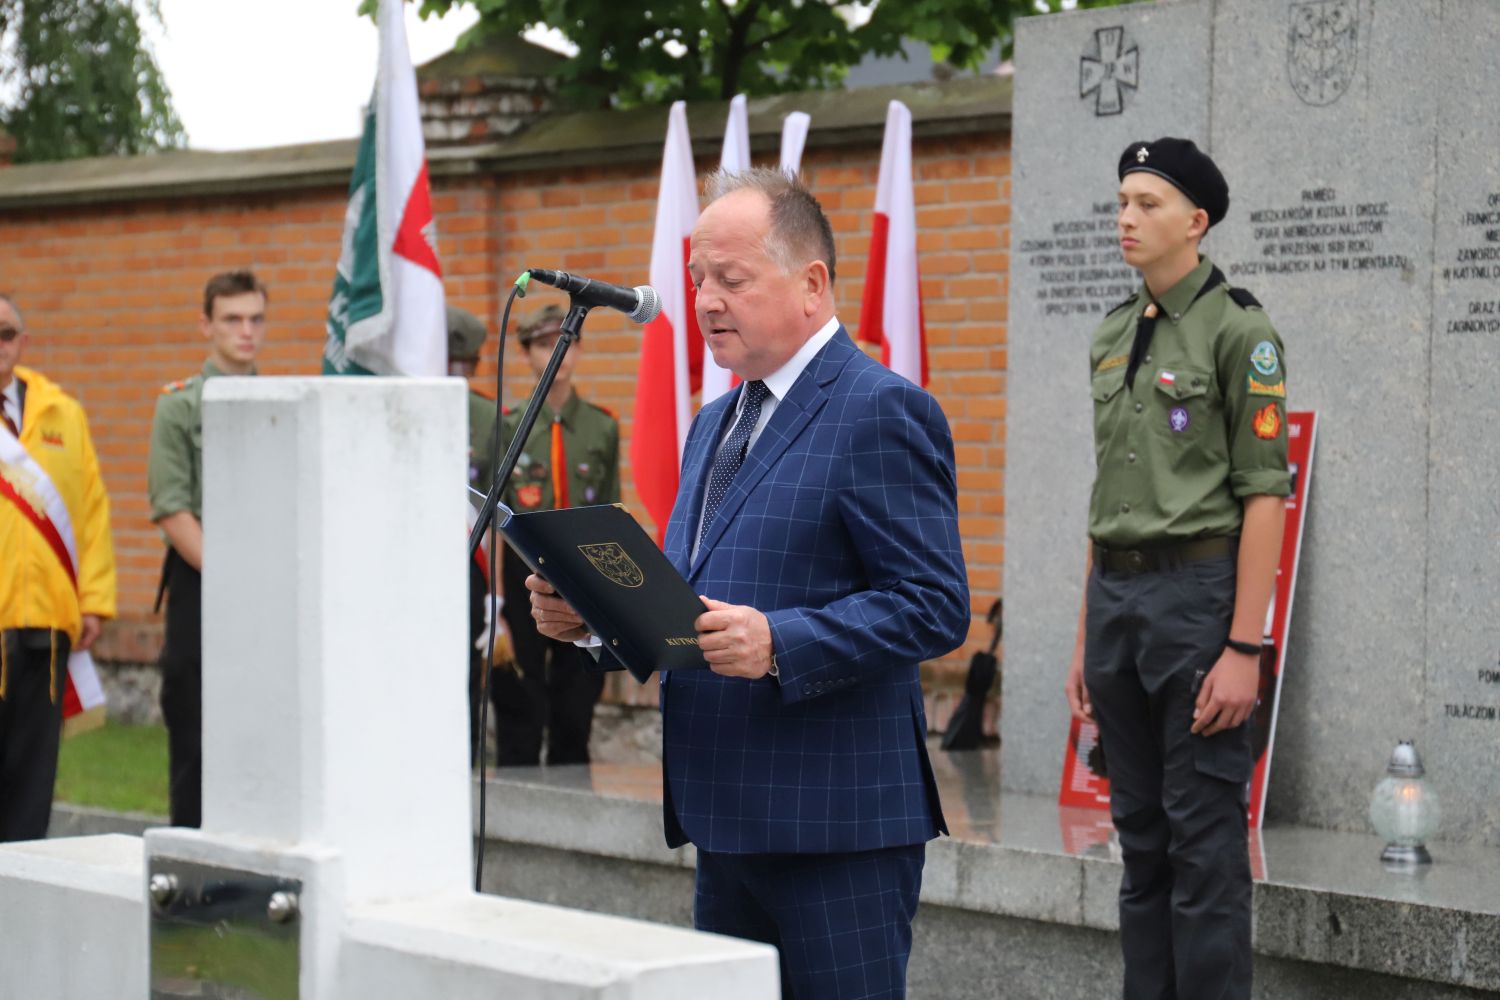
left=578, top=542, right=645, bottom=588
left=1079, top=26, right=1138, bottom=117
left=1287, top=0, right=1358, bottom=106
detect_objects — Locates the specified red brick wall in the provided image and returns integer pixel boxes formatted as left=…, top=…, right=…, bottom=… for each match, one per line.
left=0, top=132, right=1009, bottom=697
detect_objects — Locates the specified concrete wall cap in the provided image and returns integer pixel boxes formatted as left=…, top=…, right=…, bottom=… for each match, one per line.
left=0, top=77, right=1008, bottom=210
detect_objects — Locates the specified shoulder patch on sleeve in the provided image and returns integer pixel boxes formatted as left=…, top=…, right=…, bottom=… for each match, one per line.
left=1106, top=293, right=1139, bottom=317
left=1252, top=402, right=1283, bottom=439
left=1227, top=287, right=1262, bottom=310
left=159, top=378, right=190, bottom=395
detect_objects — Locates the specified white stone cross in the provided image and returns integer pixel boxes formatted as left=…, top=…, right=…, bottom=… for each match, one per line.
left=1, top=377, right=776, bottom=999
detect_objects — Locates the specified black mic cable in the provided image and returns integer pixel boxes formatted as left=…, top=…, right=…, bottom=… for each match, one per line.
left=472, top=278, right=525, bottom=893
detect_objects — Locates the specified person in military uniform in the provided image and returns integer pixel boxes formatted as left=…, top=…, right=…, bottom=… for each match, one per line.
left=1064, top=139, right=1289, bottom=1000
left=148, top=270, right=268, bottom=828
left=447, top=305, right=499, bottom=496
left=492, top=304, right=619, bottom=765
left=447, top=305, right=501, bottom=761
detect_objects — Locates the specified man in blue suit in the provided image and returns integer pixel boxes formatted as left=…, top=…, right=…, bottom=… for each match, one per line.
left=529, top=168, right=970, bottom=999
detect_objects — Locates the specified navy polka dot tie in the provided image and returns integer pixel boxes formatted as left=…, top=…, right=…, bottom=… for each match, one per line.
left=698, top=379, right=770, bottom=548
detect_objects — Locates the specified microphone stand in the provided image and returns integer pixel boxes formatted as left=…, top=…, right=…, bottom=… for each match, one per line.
left=467, top=299, right=590, bottom=559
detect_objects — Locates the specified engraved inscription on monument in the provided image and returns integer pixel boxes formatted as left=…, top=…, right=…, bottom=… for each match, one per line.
left=1019, top=202, right=1136, bottom=318
left=1229, top=186, right=1408, bottom=278
left=1287, top=0, right=1358, bottom=107
left=1444, top=650, right=1500, bottom=726
left=1079, top=27, right=1139, bottom=117
left=1438, top=192, right=1500, bottom=334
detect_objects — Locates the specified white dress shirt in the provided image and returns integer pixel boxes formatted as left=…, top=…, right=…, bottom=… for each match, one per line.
left=0, top=378, right=20, bottom=436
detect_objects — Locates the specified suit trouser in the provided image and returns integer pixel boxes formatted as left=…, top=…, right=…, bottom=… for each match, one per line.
left=0, top=629, right=70, bottom=842
left=493, top=547, right=603, bottom=766
left=1083, top=554, right=1253, bottom=1000
left=159, top=555, right=202, bottom=829
left=694, top=843, right=925, bottom=1000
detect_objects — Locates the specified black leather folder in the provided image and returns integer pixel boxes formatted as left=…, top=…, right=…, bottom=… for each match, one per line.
left=497, top=502, right=708, bottom=682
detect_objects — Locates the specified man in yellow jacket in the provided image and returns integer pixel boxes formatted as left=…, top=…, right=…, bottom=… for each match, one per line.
left=0, top=293, right=116, bottom=841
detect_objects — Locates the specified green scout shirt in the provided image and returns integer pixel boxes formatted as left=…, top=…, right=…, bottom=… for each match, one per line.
left=500, top=390, right=619, bottom=512
left=467, top=389, right=499, bottom=492
left=1088, top=256, right=1291, bottom=548
left=148, top=361, right=252, bottom=523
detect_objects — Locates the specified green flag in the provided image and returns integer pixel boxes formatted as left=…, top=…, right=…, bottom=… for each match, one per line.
left=323, top=107, right=382, bottom=376
left=323, top=0, right=445, bottom=377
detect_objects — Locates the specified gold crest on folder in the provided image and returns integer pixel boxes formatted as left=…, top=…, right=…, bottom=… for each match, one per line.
left=578, top=542, right=645, bottom=588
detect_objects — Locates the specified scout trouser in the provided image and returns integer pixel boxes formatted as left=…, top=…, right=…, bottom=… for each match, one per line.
left=157, top=547, right=202, bottom=829
left=493, top=544, right=604, bottom=766
left=0, top=628, right=71, bottom=841
left=1083, top=543, right=1253, bottom=1000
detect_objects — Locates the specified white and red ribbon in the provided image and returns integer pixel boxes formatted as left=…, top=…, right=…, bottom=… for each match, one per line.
left=0, top=422, right=106, bottom=725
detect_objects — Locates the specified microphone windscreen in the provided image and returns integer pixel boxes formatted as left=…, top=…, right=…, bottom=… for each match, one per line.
left=633, top=285, right=663, bottom=324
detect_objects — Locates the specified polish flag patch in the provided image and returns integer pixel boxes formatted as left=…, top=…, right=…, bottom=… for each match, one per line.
left=1158, top=371, right=1177, bottom=386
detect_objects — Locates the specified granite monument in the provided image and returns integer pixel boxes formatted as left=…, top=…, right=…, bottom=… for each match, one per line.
left=1004, top=0, right=1500, bottom=846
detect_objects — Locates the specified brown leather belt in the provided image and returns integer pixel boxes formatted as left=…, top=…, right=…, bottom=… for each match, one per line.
left=1092, top=535, right=1237, bottom=575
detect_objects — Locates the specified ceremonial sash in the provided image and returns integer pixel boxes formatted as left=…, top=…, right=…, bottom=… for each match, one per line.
left=0, top=421, right=107, bottom=734
left=464, top=494, right=491, bottom=582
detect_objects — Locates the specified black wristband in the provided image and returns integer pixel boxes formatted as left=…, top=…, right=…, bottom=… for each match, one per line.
left=1225, top=638, right=1260, bottom=656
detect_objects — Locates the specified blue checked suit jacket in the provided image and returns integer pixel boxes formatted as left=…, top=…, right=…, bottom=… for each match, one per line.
left=631, top=327, right=969, bottom=854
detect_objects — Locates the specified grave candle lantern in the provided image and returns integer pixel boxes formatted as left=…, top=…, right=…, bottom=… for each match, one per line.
left=1368, top=740, right=1441, bottom=865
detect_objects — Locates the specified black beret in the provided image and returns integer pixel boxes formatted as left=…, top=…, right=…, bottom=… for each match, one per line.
left=518, top=304, right=565, bottom=345
left=1118, top=137, right=1230, bottom=228
left=446, top=305, right=487, bottom=361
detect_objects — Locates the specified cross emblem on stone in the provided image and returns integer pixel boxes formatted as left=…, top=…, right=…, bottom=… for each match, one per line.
left=1079, top=26, right=1139, bottom=117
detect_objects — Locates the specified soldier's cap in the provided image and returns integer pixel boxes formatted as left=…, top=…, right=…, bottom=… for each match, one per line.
left=1118, top=138, right=1230, bottom=228
left=446, top=305, right=487, bottom=361
left=518, top=304, right=566, bottom=346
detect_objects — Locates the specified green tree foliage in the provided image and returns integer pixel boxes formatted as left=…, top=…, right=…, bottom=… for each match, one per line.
left=0, top=0, right=184, bottom=162
left=385, top=0, right=1135, bottom=108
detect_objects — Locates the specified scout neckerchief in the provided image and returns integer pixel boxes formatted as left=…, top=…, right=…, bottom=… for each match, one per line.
left=550, top=416, right=569, bottom=508
left=0, top=416, right=107, bottom=729
left=1124, top=265, right=1227, bottom=390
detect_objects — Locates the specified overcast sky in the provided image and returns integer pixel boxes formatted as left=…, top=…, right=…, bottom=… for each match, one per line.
left=147, top=1, right=482, bottom=151
left=141, top=1, right=979, bottom=153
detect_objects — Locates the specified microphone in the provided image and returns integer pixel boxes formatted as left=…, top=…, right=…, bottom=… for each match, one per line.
left=526, top=268, right=662, bottom=324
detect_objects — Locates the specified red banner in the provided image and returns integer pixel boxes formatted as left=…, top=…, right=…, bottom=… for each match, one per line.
left=1059, top=411, right=1318, bottom=829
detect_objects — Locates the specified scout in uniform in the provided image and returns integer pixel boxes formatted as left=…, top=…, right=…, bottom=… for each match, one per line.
left=446, top=306, right=502, bottom=761
left=148, top=270, right=267, bottom=828
left=446, top=305, right=499, bottom=496
left=1064, top=139, right=1290, bottom=1000
left=493, top=304, right=619, bottom=765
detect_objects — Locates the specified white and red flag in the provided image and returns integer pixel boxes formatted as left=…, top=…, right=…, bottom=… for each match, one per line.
left=700, top=95, right=750, bottom=407
left=631, top=102, right=702, bottom=544
left=858, top=100, right=927, bottom=386
left=779, top=111, right=811, bottom=176
left=720, top=93, right=751, bottom=174
left=322, top=0, right=445, bottom=377
left=701, top=101, right=813, bottom=405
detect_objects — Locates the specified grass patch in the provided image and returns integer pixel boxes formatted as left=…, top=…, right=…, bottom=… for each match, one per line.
left=54, top=721, right=169, bottom=816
